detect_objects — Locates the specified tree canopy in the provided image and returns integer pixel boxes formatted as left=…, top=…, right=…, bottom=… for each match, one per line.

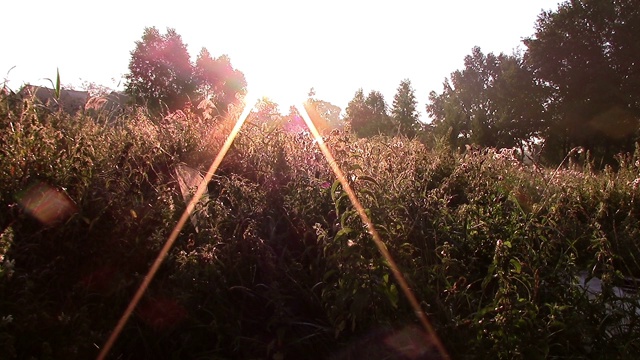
left=194, top=50, right=247, bottom=115
left=427, top=47, right=547, bottom=151
left=248, top=97, right=282, bottom=125
left=524, top=0, right=640, bottom=163
left=424, top=1, right=639, bottom=165
left=391, top=79, right=420, bottom=138
left=125, top=27, right=195, bottom=112
left=346, top=89, right=393, bottom=138
left=125, top=1, right=640, bottom=166
left=307, top=87, right=343, bottom=132
left=126, top=27, right=246, bottom=115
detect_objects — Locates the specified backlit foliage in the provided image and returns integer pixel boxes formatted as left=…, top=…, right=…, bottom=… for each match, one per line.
left=2, top=91, right=640, bottom=358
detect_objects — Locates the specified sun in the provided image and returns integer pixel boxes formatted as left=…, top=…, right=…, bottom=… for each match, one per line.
left=247, top=81, right=309, bottom=113
left=240, top=54, right=315, bottom=113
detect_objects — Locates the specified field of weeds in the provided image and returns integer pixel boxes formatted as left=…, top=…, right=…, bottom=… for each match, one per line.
left=1, top=95, right=640, bottom=359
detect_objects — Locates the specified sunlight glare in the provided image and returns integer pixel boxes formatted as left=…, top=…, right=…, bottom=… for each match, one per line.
left=239, top=91, right=260, bottom=118
left=296, top=101, right=451, bottom=360
left=247, top=74, right=310, bottom=112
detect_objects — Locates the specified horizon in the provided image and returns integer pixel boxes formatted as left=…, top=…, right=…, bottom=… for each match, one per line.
left=2, top=0, right=561, bottom=121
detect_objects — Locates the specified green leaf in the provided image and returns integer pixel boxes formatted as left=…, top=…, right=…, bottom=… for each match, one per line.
left=387, top=284, right=399, bottom=308
left=482, top=263, right=496, bottom=290
left=474, top=305, right=495, bottom=319
left=340, top=209, right=358, bottom=228
left=334, top=227, right=353, bottom=244
left=359, top=188, right=378, bottom=206
left=337, top=192, right=350, bottom=210
left=55, top=68, right=61, bottom=99
left=510, top=258, right=522, bottom=274
left=356, top=175, right=379, bottom=187
left=330, top=180, right=341, bottom=202
left=389, top=282, right=398, bottom=298
left=323, top=270, right=337, bottom=281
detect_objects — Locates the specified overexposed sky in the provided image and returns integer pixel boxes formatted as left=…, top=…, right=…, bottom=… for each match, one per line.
left=2, top=0, right=561, bottom=120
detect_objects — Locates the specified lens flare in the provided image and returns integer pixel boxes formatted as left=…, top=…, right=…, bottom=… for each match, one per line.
left=17, top=182, right=78, bottom=227
left=296, top=101, right=450, bottom=360
left=99, top=91, right=449, bottom=360
left=248, top=83, right=307, bottom=113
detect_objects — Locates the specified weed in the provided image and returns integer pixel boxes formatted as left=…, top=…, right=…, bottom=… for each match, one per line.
left=1, top=92, right=639, bottom=358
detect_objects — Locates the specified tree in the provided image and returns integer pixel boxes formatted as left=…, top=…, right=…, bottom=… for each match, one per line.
left=365, top=91, right=393, bottom=135
left=307, top=87, right=343, bottom=132
left=427, top=47, right=547, bottom=151
left=282, top=105, right=306, bottom=132
left=391, top=79, right=420, bottom=137
left=79, top=80, right=114, bottom=97
left=194, top=50, right=247, bottom=115
left=345, top=88, right=367, bottom=136
left=125, top=27, right=196, bottom=112
left=489, top=54, right=550, bottom=151
left=346, top=89, right=393, bottom=138
left=524, top=0, right=640, bottom=163
left=427, top=83, right=469, bottom=149
left=248, top=97, right=282, bottom=125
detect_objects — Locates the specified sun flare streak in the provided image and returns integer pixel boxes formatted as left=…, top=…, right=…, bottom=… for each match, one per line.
left=296, top=101, right=450, bottom=360
left=98, top=91, right=449, bottom=359
left=97, top=95, right=255, bottom=360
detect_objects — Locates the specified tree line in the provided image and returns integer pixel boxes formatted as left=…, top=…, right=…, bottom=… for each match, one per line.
left=125, top=27, right=247, bottom=116
left=345, top=79, right=421, bottom=138
left=127, top=1, right=638, bottom=166
left=345, top=0, right=640, bottom=166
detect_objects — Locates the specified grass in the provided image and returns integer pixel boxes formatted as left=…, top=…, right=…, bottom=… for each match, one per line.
left=1, top=93, right=640, bottom=359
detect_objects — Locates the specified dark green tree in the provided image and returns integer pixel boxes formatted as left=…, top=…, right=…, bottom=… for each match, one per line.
left=524, top=0, right=640, bottom=164
left=427, top=47, right=547, bottom=151
left=490, top=54, right=549, bottom=151
left=366, top=91, right=393, bottom=136
left=346, top=89, right=393, bottom=138
left=345, top=88, right=368, bottom=136
left=125, top=27, right=196, bottom=112
left=427, top=83, right=469, bottom=149
left=391, top=79, right=420, bottom=137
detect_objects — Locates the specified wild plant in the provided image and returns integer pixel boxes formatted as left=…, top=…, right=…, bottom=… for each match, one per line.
left=1, top=93, right=640, bottom=358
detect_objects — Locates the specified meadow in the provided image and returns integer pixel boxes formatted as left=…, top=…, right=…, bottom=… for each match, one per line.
left=1, top=95, right=640, bottom=359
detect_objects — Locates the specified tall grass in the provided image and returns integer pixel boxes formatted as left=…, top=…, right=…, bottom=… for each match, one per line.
left=1, top=93, right=639, bottom=359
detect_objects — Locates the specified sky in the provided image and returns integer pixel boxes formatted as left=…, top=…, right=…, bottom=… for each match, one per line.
left=3, top=0, right=562, bottom=121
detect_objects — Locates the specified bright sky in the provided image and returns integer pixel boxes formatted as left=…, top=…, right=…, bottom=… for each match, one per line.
left=3, top=0, right=561, bottom=121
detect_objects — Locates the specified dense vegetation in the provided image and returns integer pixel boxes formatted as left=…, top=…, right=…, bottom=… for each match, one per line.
left=2, top=1, right=639, bottom=359
left=1, top=89, right=640, bottom=359
left=344, top=0, right=640, bottom=167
